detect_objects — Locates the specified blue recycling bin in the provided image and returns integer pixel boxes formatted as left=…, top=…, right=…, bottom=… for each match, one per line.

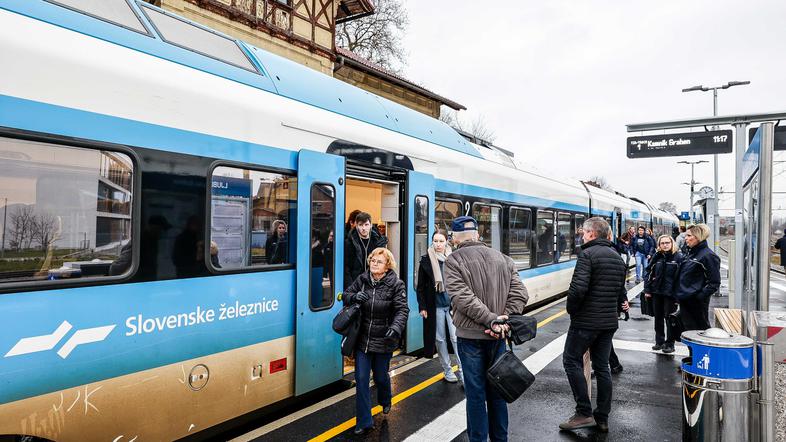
left=681, top=328, right=754, bottom=441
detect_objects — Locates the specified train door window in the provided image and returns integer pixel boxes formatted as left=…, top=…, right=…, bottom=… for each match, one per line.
left=435, top=199, right=461, bottom=236
left=141, top=5, right=258, bottom=72
left=535, top=210, right=555, bottom=266
left=413, top=196, right=429, bottom=284
left=472, top=203, right=501, bottom=251
left=45, top=0, right=149, bottom=34
left=309, top=184, right=335, bottom=311
left=557, top=212, right=573, bottom=262
left=508, top=207, right=531, bottom=269
left=209, top=165, right=296, bottom=270
left=573, top=214, right=585, bottom=257
left=0, top=138, right=134, bottom=284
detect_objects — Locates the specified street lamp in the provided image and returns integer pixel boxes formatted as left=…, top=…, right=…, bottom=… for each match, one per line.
left=679, top=160, right=708, bottom=223
left=682, top=80, right=750, bottom=250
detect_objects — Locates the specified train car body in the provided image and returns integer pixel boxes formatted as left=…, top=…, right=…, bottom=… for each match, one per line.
left=0, top=1, right=673, bottom=440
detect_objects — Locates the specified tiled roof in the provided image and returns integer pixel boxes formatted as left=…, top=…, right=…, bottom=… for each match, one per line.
left=335, top=47, right=466, bottom=111
left=336, top=0, right=375, bottom=24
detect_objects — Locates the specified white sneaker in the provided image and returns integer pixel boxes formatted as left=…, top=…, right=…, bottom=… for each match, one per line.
left=444, top=370, right=458, bottom=383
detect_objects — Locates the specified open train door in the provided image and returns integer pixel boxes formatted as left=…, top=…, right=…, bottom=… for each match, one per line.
left=295, top=149, right=345, bottom=395
left=405, top=170, right=435, bottom=353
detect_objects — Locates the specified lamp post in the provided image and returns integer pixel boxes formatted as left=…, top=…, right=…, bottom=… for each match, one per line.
left=682, top=80, right=750, bottom=250
left=679, top=160, right=708, bottom=223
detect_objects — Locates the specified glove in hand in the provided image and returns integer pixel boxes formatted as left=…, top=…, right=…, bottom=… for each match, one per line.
left=353, top=292, right=369, bottom=303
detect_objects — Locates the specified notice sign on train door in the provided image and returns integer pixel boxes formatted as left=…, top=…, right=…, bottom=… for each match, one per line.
left=627, top=130, right=733, bottom=158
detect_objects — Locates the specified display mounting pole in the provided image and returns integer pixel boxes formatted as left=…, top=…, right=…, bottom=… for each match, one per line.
left=733, top=122, right=747, bottom=312
left=757, top=122, right=774, bottom=312
left=713, top=89, right=720, bottom=253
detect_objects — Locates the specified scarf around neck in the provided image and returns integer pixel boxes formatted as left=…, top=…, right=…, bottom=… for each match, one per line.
left=427, top=244, right=451, bottom=292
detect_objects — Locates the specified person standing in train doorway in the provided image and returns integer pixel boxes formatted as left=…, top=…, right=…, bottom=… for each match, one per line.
left=344, top=212, right=388, bottom=290
left=417, top=230, right=463, bottom=386
left=560, top=217, right=628, bottom=433
left=444, top=216, right=528, bottom=442
left=631, top=225, right=655, bottom=283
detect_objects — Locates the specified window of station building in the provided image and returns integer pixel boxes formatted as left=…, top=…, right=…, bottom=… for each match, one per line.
left=435, top=199, right=461, bottom=237
left=309, top=184, right=335, bottom=311
left=209, top=165, right=296, bottom=271
left=573, top=214, right=585, bottom=257
left=508, top=207, right=531, bottom=269
left=472, top=203, right=501, bottom=251
left=0, top=137, right=134, bottom=284
left=535, top=210, right=555, bottom=266
left=45, top=0, right=149, bottom=34
left=557, top=212, right=573, bottom=262
left=141, top=5, right=258, bottom=72
left=413, top=196, right=429, bottom=284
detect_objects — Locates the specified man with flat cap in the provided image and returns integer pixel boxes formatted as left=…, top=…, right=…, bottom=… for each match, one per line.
left=444, top=215, right=529, bottom=442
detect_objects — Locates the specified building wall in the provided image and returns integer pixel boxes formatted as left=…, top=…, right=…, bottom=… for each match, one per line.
left=158, top=0, right=336, bottom=75
left=334, top=65, right=441, bottom=118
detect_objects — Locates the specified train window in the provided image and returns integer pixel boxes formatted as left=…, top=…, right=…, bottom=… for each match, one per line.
left=309, top=184, right=335, bottom=311
left=45, top=0, right=149, bottom=34
left=573, top=214, right=585, bottom=257
left=0, top=138, right=134, bottom=284
left=435, top=199, right=461, bottom=237
left=557, top=212, right=573, bottom=262
left=508, top=207, right=531, bottom=269
left=472, top=204, right=501, bottom=251
left=414, top=196, right=429, bottom=285
left=209, top=165, right=296, bottom=270
left=141, top=5, right=258, bottom=72
left=535, top=210, right=555, bottom=266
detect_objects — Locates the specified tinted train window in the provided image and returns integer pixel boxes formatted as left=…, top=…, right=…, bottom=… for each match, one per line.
left=573, top=214, right=585, bottom=257
left=557, top=212, right=572, bottom=262
left=46, top=0, right=149, bottom=34
left=414, top=196, right=429, bottom=284
left=0, top=138, right=134, bottom=284
left=142, top=5, right=257, bottom=72
left=508, top=207, right=531, bottom=269
left=535, top=210, right=555, bottom=266
left=310, top=184, right=335, bottom=311
left=435, top=199, right=461, bottom=237
left=209, top=166, right=296, bottom=270
left=472, top=204, right=501, bottom=251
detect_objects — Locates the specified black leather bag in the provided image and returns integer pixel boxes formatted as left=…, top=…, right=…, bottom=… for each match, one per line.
left=668, top=309, right=684, bottom=342
left=340, top=318, right=361, bottom=356
left=506, top=314, right=537, bottom=345
left=332, top=302, right=360, bottom=335
left=486, top=339, right=535, bottom=403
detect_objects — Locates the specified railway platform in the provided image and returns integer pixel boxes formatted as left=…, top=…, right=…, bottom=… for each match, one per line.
left=219, top=269, right=767, bottom=442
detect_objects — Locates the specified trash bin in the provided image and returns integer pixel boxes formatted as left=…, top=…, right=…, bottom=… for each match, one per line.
left=681, top=328, right=754, bottom=441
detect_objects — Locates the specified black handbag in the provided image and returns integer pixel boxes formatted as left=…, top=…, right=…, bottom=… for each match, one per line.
left=332, top=302, right=360, bottom=335
left=340, top=318, right=361, bottom=356
left=486, top=339, right=535, bottom=403
left=668, top=309, right=684, bottom=342
left=505, top=314, right=537, bottom=345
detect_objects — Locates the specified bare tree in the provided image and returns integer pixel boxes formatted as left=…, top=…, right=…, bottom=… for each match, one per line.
left=584, top=176, right=612, bottom=191
left=8, top=205, right=35, bottom=251
left=658, top=201, right=677, bottom=213
left=439, top=109, right=497, bottom=144
left=469, top=115, right=497, bottom=144
left=32, top=212, right=58, bottom=252
left=336, top=0, right=409, bottom=72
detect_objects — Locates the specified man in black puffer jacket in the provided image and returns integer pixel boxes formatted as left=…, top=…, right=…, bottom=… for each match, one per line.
left=344, top=212, right=388, bottom=289
left=560, top=217, right=629, bottom=434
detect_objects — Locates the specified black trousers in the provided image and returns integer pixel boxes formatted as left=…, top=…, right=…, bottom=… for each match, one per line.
left=652, top=294, right=678, bottom=345
left=563, top=327, right=615, bottom=423
left=680, top=296, right=711, bottom=331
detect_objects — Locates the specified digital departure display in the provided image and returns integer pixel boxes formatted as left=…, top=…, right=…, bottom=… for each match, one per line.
left=627, top=130, right=733, bottom=158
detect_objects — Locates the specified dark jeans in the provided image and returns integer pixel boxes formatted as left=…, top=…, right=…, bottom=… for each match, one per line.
left=457, top=337, right=508, bottom=442
left=354, top=349, right=392, bottom=429
left=563, top=327, right=615, bottom=423
left=680, top=296, right=711, bottom=331
left=653, top=294, right=678, bottom=345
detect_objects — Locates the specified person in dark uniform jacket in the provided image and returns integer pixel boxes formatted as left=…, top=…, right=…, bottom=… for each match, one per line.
left=775, top=232, right=786, bottom=270
left=674, top=224, right=720, bottom=331
left=644, top=235, right=684, bottom=353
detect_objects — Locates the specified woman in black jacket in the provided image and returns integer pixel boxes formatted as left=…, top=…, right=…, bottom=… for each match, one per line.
left=416, top=231, right=463, bottom=384
left=264, top=220, right=288, bottom=264
left=644, top=234, right=684, bottom=353
left=343, top=247, right=409, bottom=435
left=674, top=224, right=721, bottom=331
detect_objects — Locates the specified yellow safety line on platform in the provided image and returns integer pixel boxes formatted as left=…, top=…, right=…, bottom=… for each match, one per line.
left=307, top=308, right=568, bottom=442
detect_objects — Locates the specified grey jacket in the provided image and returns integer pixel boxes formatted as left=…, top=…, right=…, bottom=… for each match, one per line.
left=444, top=240, right=529, bottom=340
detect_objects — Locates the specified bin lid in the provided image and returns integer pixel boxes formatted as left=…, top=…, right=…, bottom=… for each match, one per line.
left=681, top=328, right=754, bottom=348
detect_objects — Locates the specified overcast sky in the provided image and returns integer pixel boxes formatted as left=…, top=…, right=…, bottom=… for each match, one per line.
left=400, top=0, right=786, bottom=215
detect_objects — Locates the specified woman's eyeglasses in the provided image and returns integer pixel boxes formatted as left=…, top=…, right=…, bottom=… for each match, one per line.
left=370, top=258, right=387, bottom=265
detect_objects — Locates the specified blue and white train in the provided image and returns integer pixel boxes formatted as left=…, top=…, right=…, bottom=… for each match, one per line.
left=0, top=1, right=677, bottom=440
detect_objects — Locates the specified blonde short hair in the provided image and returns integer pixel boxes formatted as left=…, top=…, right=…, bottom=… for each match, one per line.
left=656, top=234, right=677, bottom=254
left=368, top=247, right=397, bottom=271
left=687, top=224, right=710, bottom=242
